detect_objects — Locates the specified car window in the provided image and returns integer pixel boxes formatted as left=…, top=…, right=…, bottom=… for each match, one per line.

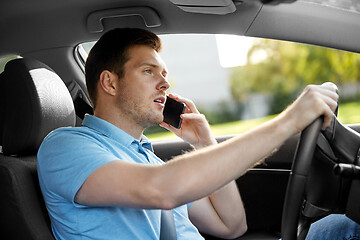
left=77, top=34, right=360, bottom=141
left=301, top=0, right=360, bottom=13
left=0, top=55, right=20, bottom=72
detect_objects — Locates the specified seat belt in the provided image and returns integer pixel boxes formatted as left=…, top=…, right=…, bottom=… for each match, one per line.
left=160, top=210, right=177, bottom=240
left=73, top=94, right=93, bottom=119
left=66, top=80, right=93, bottom=120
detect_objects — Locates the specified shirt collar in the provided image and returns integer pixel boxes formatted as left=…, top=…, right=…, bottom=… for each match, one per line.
left=140, top=135, right=154, bottom=152
left=83, top=114, right=153, bottom=151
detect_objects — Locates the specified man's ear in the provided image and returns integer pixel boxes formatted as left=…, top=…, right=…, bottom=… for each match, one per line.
left=99, top=70, right=117, bottom=96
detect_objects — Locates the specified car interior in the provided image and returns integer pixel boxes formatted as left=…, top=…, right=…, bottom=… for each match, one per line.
left=1, top=0, right=360, bottom=239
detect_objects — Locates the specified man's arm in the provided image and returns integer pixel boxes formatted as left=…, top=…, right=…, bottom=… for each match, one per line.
left=161, top=94, right=247, bottom=238
left=188, top=182, right=247, bottom=239
left=75, top=84, right=338, bottom=220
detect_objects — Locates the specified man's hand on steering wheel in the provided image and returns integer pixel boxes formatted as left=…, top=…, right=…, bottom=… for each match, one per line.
left=280, top=82, right=339, bottom=240
left=279, top=82, right=338, bottom=135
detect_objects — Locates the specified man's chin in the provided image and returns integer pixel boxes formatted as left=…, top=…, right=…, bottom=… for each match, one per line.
left=142, top=117, right=163, bottom=128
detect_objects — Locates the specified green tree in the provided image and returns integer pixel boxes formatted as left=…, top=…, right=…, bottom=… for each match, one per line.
left=0, top=55, right=18, bottom=72
left=230, top=39, right=360, bottom=114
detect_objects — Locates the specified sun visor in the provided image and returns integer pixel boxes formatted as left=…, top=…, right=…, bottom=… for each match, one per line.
left=169, top=0, right=237, bottom=15
left=87, top=7, right=162, bottom=33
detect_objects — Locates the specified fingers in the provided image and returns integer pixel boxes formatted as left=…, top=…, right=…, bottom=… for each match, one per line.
left=319, top=97, right=336, bottom=130
left=319, top=83, right=339, bottom=103
left=306, top=84, right=338, bottom=102
left=314, top=89, right=338, bottom=114
left=168, top=93, right=200, bottom=114
left=160, top=93, right=202, bottom=134
left=303, top=83, right=339, bottom=130
left=322, top=82, right=338, bottom=94
left=322, top=110, right=335, bottom=131
left=180, top=113, right=209, bottom=128
left=159, top=121, right=182, bottom=135
left=304, top=84, right=338, bottom=107
left=159, top=122, right=172, bottom=131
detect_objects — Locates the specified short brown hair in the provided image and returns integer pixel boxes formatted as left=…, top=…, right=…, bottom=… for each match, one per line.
left=85, top=28, right=162, bottom=108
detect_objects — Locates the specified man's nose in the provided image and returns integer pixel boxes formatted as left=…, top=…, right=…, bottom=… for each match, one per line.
left=157, top=75, right=170, bottom=90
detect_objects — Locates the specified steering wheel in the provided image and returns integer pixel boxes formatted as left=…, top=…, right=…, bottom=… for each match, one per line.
left=281, top=117, right=324, bottom=240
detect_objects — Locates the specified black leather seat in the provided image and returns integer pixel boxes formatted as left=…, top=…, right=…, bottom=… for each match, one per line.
left=0, top=58, right=75, bottom=239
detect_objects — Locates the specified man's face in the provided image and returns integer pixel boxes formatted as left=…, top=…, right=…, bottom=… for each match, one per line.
left=114, top=45, right=170, bottom=128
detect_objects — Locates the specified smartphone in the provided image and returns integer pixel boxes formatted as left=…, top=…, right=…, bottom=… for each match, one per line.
left=163, top=96, right=186, bottom=129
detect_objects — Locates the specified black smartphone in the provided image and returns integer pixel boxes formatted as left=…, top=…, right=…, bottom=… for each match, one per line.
left=163, top=96, right=186, bottom=129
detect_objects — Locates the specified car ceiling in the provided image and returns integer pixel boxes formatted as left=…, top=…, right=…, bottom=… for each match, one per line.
left=1, top=0, right=360, bottom=56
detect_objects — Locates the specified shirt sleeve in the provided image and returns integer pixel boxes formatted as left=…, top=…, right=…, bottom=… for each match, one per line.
left=37, top=128, right=118, bottom=206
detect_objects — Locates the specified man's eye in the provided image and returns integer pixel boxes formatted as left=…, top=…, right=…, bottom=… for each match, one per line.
left=145, top=69, right=152, bottom=74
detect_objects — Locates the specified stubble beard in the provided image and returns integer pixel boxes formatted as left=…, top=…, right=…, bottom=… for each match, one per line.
left=115, top=93, right=164, bottom=129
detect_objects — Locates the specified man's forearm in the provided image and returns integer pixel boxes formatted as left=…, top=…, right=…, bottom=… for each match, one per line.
left=153, top=115, right=293, bottom=208
left=194, top=134, right=247, bottom=236
left=208, top=180, right=247, bottom=236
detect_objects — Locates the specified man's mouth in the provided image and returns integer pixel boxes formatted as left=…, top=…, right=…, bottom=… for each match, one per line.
left=154, top=96, right=166, bottom=106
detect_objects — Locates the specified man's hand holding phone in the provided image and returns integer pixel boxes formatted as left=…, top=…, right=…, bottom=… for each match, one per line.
left=163, top=95, right=186, bottom=129
left=160, top=93, right=217, bottom=149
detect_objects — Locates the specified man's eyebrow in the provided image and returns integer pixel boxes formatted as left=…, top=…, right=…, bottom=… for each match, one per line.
left=137, top=62, right=159, bottom=68
left=138, top=62, right=168, bottom=74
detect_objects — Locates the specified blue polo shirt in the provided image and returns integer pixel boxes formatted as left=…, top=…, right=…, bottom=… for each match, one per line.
left=37, top=114, right=203, bottom=240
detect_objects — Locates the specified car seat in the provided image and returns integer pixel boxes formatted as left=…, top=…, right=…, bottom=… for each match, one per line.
left=0, top=58, right=180, bottom=240
left=0, top=58, right=76, bottom=239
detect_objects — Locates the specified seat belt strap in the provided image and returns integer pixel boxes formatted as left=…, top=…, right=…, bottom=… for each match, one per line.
left=160, top=210, right=177, bottom=240
left=66, top=80, right=93, bottom=120
left=73, top=95, right=93, bottom=119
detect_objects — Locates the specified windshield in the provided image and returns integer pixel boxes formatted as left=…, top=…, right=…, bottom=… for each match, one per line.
left=301, top=0, right=360, bottom=13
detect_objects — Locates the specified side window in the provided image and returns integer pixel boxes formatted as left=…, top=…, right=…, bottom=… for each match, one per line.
left=0, top=55, right=20, bottom=72
left=78, top=35, right=360, bottom=141
left=75, top=42, right=95, bottom=72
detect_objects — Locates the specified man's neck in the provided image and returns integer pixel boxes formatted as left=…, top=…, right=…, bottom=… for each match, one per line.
left=93, top=110, right=144, bottom=140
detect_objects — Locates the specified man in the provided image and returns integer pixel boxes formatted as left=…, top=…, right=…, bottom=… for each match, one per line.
left=38, top=28, right=339, bottom=239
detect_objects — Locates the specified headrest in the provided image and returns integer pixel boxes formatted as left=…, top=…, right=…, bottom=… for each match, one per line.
left=0, top=58, right=76, bottom=156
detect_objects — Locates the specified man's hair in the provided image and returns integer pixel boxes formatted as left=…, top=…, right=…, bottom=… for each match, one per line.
left=85, top=28, right=162, bottom=108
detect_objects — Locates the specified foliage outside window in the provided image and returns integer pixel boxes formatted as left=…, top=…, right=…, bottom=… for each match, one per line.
left=0, top=55, right=19, bottom=72
left=230, top=39, right=360, bottom=114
